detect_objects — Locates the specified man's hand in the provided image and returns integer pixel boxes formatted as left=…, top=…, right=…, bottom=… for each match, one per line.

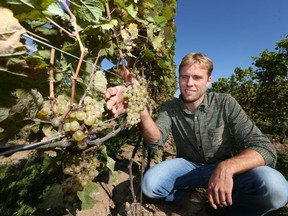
left=207, top=162, right=234, bottom=209
left=105, top=85, right=127, bottom=117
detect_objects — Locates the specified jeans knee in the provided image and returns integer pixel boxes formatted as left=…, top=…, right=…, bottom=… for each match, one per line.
left=255, top=167, right=288, bottom=210
left=267, top=179, right=288, bottom=209
left=142, top=169, right=168, bottom=199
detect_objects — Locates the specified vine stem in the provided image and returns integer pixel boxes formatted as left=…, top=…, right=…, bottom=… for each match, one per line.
left=79, top=50, right=102, bottom=106
left=59, top=0, right=87, bottom=107
left=105, top=2, right=132, bottom=82
left=49, top=48, right=57, bottom=116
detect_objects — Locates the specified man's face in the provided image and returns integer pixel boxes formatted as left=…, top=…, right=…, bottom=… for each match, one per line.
left=179, top=63, right=212, bottom=104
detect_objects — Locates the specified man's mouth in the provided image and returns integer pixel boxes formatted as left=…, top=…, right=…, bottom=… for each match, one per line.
left=185, top=89, right=196, bottom=94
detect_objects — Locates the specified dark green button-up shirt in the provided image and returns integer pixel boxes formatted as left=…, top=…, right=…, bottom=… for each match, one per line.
left=148, top=92, right=277, bottom=168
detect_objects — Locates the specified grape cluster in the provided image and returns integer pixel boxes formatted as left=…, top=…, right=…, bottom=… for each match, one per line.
left=37, top=95, right=104, bottom=149
left=62, top=154, right=100, bottom=202
left=123, top=79, right=148, bottom=128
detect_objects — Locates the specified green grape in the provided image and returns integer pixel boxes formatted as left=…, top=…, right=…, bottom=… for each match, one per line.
left=81, top=180, right=88, bottom=187
left=72, top=130, right=85, bottom=141
left=77, top=141, right=87, bottom=149
left=84, top=115, right=96, bottom=126
left=68, top=111, right=76, bottom=118
left=123, top=81, right=149, bottom=128
left=38, top=107, right=50, bottom=116
left=76, top=111, right=86, bottom=121
left=63, top=122, right=71, bottom=132
left=57, top=104, right=67, bottom=115
left=70, top=120, right=80, bottom=131
left=51, top=117, right=60, bottom=127
left=63, top=167, right=71, bottom=175
left=84, top=96, right=93, bottom=105
left=74, top=166, right=81, bottom=173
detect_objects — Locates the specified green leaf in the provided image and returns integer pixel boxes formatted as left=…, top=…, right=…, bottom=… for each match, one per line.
left=43, top=2, right=69, bottom=20
left=42, top=124, right=59, bottom=138
left=126, top=4, right=148, bottom=25
left=93, top=19, right=118, bottom=30
left=38, top=184, right=63, bottom=209
left=0, top=107, right=10, bottom=122
left=106, top=156, right=115, bottom=173
left=153, top=16, right=167, bottom=27
left=77, top=181, right=99, bottom=210
left=109, top=170, right=118, bottom=186
left=77, top=0, right=104, bottom=23
left=151, top=34, right=164, bottom=50
left=126, top=4, right=137, bottom=18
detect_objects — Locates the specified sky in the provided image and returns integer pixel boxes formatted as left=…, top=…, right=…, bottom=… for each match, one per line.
left=174, top=0, right=288, bottom=89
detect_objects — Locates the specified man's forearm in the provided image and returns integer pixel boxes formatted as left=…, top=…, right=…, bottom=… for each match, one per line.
left=139, top=107, right=161, bottom=143
left=219, top=149, right=265, bottom=176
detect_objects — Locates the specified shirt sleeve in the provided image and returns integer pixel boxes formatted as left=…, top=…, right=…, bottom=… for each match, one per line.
left=225, top=94, right=277, bottom=167
left=144, top=103, right=172, bottom=152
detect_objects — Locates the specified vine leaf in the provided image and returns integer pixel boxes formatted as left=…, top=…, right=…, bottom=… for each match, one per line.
left=77, top=181, right=99, bottom=210
left=77, top=0, right=104, bottom=23
left=0, top=7, right=26, bottom=55
left=42, top=124, right=59, bottom=138
left=93, top=19, right=118, bottom=30
left=126, top=4, right=148, bottom=25
left=38, top=183, right=64, bottom=209
left=93, top=70, right=107, bottom=95
left=43, top=2, right=69, bottom=20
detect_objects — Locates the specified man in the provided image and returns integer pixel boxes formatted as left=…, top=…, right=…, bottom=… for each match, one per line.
left=106, top=52, right=288, bottom=215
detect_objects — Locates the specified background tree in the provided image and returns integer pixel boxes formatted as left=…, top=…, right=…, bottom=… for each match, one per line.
left=253, top=37, right=288, bottom=143
left=209, top=36, right=288, bottom=143
left=208, top=67, right=257, bottom=118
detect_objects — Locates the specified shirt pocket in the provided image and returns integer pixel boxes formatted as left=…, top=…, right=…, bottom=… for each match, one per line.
left=208, top=124, right=225, bottom=148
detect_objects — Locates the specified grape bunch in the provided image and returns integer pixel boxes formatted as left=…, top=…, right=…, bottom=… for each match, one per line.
left=122, top=78, right=148, bottom=128
left=37, top=94, right=104, bottom=149
left=62, top=154, right=100, bottom=202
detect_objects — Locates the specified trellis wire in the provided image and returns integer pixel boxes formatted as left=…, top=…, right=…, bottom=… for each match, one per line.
left=22, top=33, right=122, bottom=78
left=0, top=34, right=127, bottom=156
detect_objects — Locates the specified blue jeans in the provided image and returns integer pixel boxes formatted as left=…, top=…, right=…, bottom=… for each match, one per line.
left=142, top=158, right=288, bottom=216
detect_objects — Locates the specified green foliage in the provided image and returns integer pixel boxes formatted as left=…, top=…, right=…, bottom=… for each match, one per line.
left=252, top=41, right=288, bottom=141
left=209, top=67, right=257, bottom=118
left=0, top=151, right=63, bottom=216
left=0, top=0, right=177, bottom=212
left=209, top=36, right=288, bottom=141
left=77, top=182, right=99, bottom=210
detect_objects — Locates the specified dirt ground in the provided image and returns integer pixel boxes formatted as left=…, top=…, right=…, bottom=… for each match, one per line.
left=1, top=141, right=288, bottom=216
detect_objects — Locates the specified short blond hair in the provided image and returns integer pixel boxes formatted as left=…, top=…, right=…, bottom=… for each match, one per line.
left=179, top=52, right=213, bottom=76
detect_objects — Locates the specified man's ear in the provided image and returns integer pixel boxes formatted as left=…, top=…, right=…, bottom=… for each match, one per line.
left=206, top=76, right=212, bottom=87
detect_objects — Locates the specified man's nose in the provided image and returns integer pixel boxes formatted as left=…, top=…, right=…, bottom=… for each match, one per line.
left=187, top=77, right=194, bottom=86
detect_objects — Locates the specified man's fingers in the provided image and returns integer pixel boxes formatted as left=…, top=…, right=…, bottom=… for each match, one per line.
left=105, top=87, right=117, bottom=99
left=106, top=96, right=117, bottom=110
left=208, top=193, right=217, bottom=209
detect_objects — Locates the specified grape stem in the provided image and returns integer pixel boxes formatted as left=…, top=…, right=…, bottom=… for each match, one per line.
left=84, top=122, right=127, bottom=153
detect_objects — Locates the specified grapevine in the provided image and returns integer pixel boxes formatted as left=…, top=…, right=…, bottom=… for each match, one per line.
left=0, top=0, right=177, bottom=213
left=37, top=94, right=105, bottom=149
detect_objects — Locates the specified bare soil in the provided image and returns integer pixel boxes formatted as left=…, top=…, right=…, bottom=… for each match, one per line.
left=1, top=140, right=288, bottom=216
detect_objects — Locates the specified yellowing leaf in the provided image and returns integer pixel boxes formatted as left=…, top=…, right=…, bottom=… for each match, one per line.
left=128, top=23, right=138, bottom=38
left=93, top=70, right=107, bottom=95
left=0, top=8, right=26, bottom=55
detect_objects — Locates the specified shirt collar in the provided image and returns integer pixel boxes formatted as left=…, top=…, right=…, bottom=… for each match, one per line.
left=178, top=93, right=208, bottom=113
